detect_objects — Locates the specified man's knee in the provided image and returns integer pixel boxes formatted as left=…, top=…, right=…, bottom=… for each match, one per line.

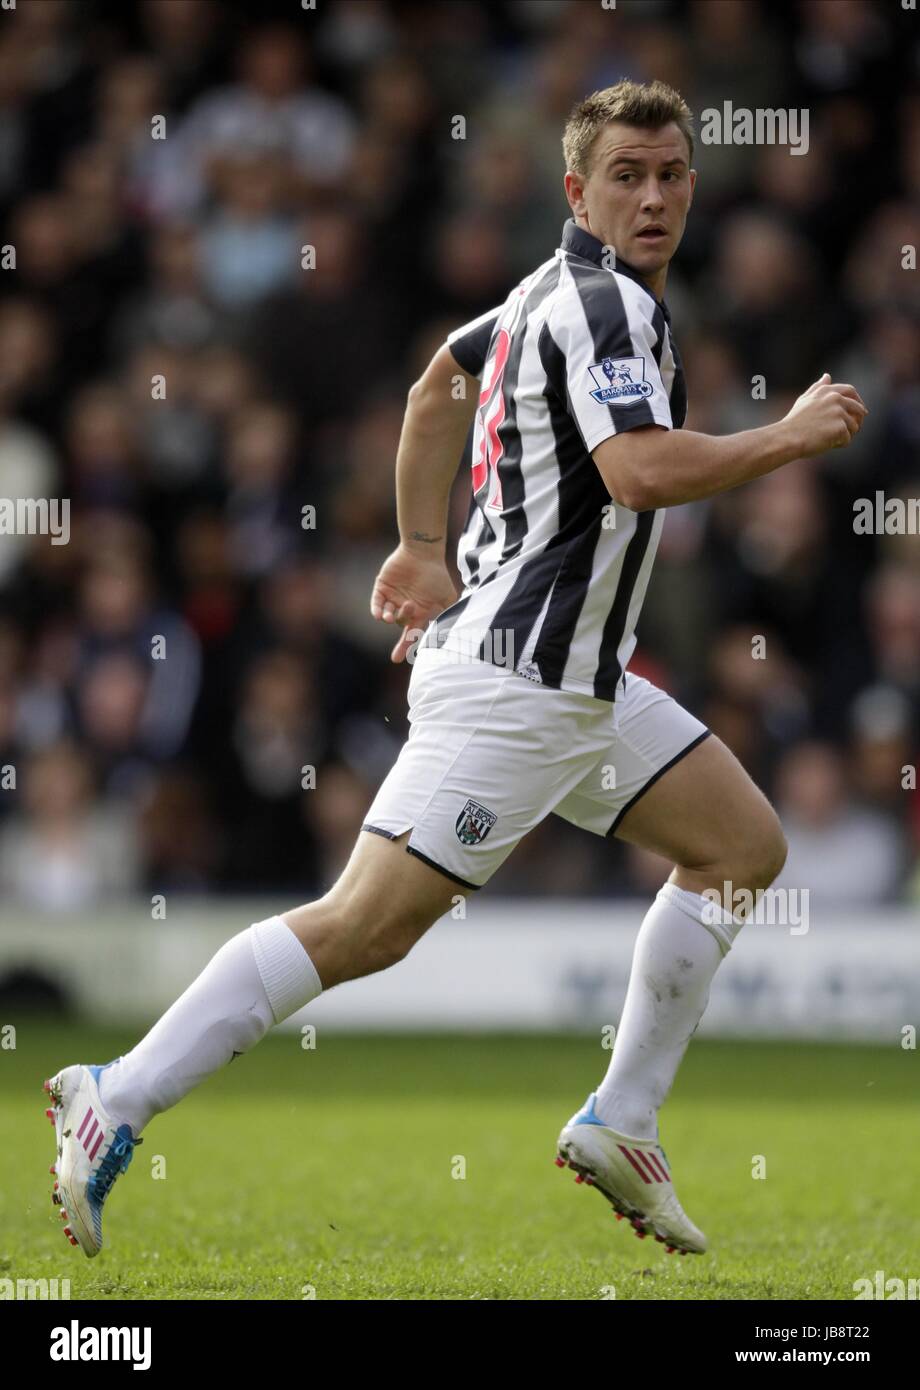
left=690, top=806, right=787, bottom=896
left=351, top=898, right=424, bottom=971
left=742, top=811, right=788, bottom=891
left=302, top=887, right=439, bottom=985
left=284, top=831, right=466, bottom=986
left=363, top=927, right=417, bottom=974
left=767, top=822, right=789, bottom=885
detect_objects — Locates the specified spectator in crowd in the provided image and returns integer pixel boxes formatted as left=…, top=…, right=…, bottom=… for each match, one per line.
left=0, top=741, right=141, bottom=910
left=773, top=740, right=906, bottom=906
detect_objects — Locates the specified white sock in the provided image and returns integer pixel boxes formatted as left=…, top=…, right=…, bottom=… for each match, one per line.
left=593, top=883, right=742, bottom=1140
left=96, top=916, right=322, bottom=1135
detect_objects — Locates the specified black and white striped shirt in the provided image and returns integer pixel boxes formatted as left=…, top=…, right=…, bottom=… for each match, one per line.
left=428, top=217, right=686, bottom=703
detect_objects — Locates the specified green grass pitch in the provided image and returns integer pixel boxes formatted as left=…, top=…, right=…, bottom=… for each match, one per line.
left=3, top=1023, right=918, bottom=1300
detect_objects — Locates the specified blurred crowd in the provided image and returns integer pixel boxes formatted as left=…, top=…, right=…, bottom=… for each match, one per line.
left=0, top=0, right=918, bottom=910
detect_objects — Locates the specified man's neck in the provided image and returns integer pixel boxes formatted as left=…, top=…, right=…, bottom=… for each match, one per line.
left=575, top=213, right=667, bottom=301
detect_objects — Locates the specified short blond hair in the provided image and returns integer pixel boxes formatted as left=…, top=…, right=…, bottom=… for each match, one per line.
left=563, top=80, right=694, bottom=177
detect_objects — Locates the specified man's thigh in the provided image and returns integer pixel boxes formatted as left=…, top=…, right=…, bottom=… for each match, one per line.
left=323, top=822, right=464, bottom=936
left=553, top=672, right=710, bottom=839
left=613, top=729, right=782, bottom=883
left=553, top=672, right=781, bottom=881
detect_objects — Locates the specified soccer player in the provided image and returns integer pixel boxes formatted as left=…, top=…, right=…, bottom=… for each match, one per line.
left=45, top=80, right=866, bottom=1259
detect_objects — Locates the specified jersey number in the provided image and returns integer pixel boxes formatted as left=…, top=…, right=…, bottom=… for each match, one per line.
left=472, top=328, right=510, bottom=511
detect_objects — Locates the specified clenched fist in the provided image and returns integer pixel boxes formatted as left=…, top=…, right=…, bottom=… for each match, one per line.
left=783, top=373, right=868, bottom=456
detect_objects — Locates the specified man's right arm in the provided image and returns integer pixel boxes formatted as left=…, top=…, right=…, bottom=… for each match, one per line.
left=593, top=374, right=868, bottom=512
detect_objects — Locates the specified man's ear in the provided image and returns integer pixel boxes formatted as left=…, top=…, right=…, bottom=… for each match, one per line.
left=564, top=169, right=587, bottom=217
left=687, top=167, right=697, bottom=208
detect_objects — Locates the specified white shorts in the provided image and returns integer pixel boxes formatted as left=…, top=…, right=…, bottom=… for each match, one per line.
left=362, top=645, right=710, bottom=889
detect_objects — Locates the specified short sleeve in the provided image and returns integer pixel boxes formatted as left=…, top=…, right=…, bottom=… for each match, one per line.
left=544, top=267, right=673, bottom=454
left=446, top=306, right=502, bottom=380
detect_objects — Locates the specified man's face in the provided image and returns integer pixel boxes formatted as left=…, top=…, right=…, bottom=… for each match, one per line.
left=565, top=121, right=695, bottom=291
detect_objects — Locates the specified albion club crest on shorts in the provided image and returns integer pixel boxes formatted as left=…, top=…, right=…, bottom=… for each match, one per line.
left=455, top=798, right=497, bottom=846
